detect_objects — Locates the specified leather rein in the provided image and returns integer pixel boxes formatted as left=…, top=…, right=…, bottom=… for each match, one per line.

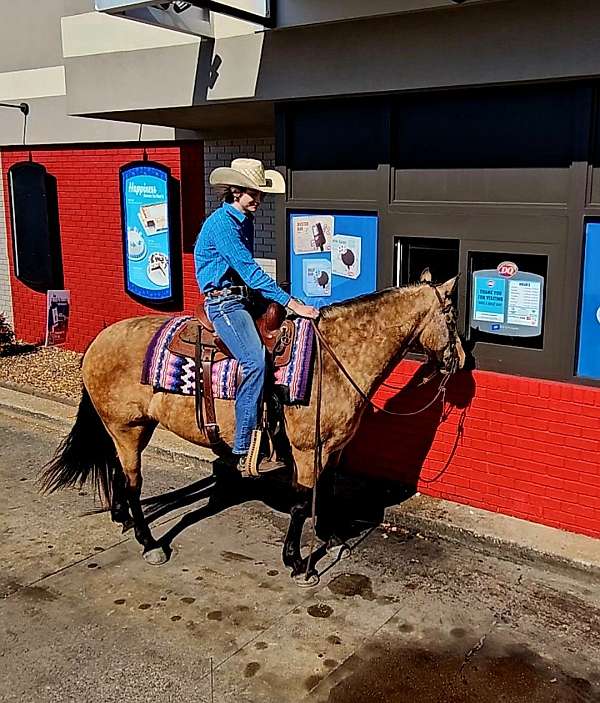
left=304, top=281, right=458, bottom=582
left=303, top=282, right=460, bottom=581
left=311, top=280, right=459, bottom=423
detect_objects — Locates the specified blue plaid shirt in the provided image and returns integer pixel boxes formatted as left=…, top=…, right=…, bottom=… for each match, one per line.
left=194, top=202, right=290, bottom=306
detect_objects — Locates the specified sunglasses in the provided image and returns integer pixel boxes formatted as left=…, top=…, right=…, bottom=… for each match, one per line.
left=243, top=188, right=262, bottom=201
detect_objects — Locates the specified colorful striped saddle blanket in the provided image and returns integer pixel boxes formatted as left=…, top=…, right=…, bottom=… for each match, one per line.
left=141, top=315, right=315, bottom=404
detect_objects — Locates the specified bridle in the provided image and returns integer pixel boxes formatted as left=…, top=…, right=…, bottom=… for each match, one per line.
left=425, top=279, right=461, bottom=378
left=312, top=280, right=460, bottom=420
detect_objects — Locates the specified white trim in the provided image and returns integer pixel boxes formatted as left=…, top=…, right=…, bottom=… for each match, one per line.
left=0, top=153, right=15, bottom=326
left=0, top=66, right=66, bottom=101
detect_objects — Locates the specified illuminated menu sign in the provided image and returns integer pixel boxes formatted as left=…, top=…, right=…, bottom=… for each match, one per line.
left=120, top=161, right=175, bottom=303
left=471, top=261, right=544, bottom=338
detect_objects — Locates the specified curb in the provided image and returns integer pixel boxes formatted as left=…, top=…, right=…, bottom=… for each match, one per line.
left=1, top=381, right=598, bottom=577
left=0, top=380, right=79, bottom=407
left=388, top=505, right=600, bottom=579
left=0, top=381, right=216, bottom=466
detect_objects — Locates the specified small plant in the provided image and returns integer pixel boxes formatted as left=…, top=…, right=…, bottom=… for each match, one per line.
left=0, top=312, right=15, bottom=348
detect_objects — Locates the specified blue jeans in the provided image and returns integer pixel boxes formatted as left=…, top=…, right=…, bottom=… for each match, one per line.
left=205, top=294, right=265, bottom=455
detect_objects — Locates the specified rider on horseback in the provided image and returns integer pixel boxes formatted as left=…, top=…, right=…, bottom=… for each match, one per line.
left=194, top=158, right=319, bottom=476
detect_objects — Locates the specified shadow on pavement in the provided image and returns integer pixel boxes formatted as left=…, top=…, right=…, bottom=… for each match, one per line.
left=139, top=461, right=415, bottom=576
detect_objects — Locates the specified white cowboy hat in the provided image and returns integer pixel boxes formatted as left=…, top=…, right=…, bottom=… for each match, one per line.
left=209, top=158, right=286, bottom=194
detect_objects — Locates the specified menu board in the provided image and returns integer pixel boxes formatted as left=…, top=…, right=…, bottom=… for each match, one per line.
left=289, top=212, right=378, bottom=308
left=470, top=255, right=546, bottom=344
left=507, top=280, right=542, bottom=327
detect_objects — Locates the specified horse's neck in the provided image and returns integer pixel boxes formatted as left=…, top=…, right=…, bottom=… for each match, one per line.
left=320, top=286, right=430, bottom=395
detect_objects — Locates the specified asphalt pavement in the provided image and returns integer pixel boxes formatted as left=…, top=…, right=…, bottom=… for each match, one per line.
left=1, top=407, right=599, bottom=703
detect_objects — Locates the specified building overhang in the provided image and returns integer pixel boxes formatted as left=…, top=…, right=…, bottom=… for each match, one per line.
left=88, top=100, right=276, bottom=138
left=64, top=0, right=600, bottom=136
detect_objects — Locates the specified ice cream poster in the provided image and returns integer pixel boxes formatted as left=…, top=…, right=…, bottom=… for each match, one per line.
left=293, top=215, right=334, bottom=254
left=45, top=289, right=70, bottom=346
left=120, top=162, right=174, bottom=302
left=303, top=258, right=332, bottom=297
left=332, top=234, right=361, bottom=279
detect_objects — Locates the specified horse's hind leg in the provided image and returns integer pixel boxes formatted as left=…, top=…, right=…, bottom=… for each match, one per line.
left=110, top=465, right=133, bottom=532
left=110, top=423, right=167, bottom=565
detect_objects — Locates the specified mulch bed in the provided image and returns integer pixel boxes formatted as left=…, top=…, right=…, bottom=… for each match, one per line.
left=0, top=344, right=83, bottom=403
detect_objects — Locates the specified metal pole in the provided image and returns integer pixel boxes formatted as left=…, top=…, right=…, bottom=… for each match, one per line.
left=0, top=102, right=30, bottom=145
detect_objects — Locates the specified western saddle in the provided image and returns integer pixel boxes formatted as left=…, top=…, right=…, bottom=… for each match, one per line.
left=167, top=298, right=296, bottom=445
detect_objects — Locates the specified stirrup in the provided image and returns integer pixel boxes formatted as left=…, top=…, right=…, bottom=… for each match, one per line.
left=238, top=429, right=285, bottom=477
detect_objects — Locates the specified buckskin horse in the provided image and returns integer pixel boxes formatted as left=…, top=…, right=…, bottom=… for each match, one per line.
left=41, top=269, right=465, bottom=578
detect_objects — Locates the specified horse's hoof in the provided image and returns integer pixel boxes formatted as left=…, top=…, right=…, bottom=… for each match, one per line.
left=143, top=546, right=169, bottom=566
left=327, top=544, right=350, bottom=561
left=121, top=520, right=134, bottom=534
left=292, top=572, right=320, bottom=588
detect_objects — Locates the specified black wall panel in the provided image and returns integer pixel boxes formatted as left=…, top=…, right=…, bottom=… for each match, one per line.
left=392, top=84, right=578, bottom=169
left=9, top=161, right=63, bottom=291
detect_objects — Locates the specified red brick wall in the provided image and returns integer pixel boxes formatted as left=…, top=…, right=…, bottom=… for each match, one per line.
left=3, top=144, right=599, bottom=540
left=2, top=143, right=204, bottom=352
left=345, top=361, right=600, bottom=539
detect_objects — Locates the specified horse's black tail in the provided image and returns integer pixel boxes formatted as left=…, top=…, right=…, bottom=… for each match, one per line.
left=39, top=386, right=118, bottom=504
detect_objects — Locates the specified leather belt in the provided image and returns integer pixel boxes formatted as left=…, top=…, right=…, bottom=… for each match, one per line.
left=207, top=286, right=249, bottom=299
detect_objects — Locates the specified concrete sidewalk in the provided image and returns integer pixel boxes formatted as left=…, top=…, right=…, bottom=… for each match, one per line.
left=1, top=383, right=598, bottom=577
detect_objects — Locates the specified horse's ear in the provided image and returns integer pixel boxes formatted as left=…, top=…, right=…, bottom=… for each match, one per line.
left=419, top=268, right=432, bottom=283
left=439, top=274, right=460, bottom=297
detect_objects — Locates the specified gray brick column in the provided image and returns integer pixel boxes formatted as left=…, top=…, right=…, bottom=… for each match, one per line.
left=203, top=138, right=277, bottom=259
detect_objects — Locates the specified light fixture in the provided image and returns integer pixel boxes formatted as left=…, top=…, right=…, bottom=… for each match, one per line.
left=155, top=1, right=192, bottom=11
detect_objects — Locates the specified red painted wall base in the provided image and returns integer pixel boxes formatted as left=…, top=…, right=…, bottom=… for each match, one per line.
left=345, top=360, right=600, bottom=539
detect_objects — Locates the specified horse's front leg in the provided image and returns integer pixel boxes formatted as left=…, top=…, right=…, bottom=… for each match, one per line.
left=282, top=487, right=313, bottom=578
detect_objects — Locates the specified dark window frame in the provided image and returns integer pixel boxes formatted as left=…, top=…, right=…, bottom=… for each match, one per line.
left=276, top=82, right=600, bottom=383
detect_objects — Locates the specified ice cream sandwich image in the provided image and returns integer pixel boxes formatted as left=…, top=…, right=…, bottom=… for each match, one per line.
left=138, top=202, right=168, bottom=236
left=302, top=258, right=331, bottom=297
left=332, top=234, right=361, bottom=279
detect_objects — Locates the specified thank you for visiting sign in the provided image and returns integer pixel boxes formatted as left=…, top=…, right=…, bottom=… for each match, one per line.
left=120, top=162, right=174, bottom=303
left=471, top=261, right=544, bottom=337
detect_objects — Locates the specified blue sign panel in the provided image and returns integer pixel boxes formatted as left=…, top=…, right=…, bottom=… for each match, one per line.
left=289, top=212, right=378, bottom=308
left=120, top=162, right=173, bottom=302
left=473, top=276, right=506, bottom=323
left=577, top=222, right=600, bottom=379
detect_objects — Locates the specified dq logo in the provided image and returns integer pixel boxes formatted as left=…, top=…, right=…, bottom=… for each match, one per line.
left=497, top=261, right=518, bottom=278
